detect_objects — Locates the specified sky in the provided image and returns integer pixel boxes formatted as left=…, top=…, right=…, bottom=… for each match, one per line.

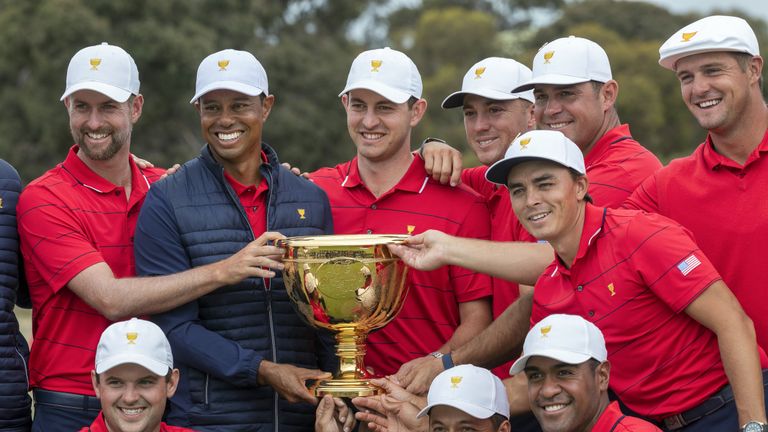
left=629, top=0, right=768, bottom=23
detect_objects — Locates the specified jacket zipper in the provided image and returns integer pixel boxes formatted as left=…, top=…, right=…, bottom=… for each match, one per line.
left=263, top=169, right=279, bottom=432
left=204, top=374, right=209, bottom=407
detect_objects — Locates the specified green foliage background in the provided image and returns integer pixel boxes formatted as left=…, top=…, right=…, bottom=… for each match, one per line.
left=1, top=0, right=765, bottom=182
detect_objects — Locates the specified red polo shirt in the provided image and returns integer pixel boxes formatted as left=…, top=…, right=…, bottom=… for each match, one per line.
left=81, top=413, right=196, bottom=431
left=17, top=146, right=164, bottom=395
left=223, top=167, right=269, bottom=237
left=310, top=156, right=492, bottom=376
left=592, top=402, right=662, bottom=431
left=625, top=130, right=768, bottom=350
left=531, top=204, right=768, bottom=420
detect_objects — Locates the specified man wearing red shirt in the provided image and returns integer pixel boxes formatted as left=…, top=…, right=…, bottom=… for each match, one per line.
left=486, top=130, right=766, bottom=431
left=512, top=314, right=661, bottom=432
left=81, top=318, right=195, bottom=432
left=309, top=47, right=493, bottom=378
left=18, top=43, right=284, bottom=432
left=625, top=16, right=768, bottom=360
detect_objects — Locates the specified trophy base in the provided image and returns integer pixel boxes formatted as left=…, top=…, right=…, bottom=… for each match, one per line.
left=313, top=379, right=382, bottom=398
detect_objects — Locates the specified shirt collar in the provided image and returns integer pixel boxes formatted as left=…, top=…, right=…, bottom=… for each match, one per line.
left=61, top=145, right=150, bottom=198
left=701, top=128, right=768, bottom=170
left=584, top=124, right=632, bottom=168
left=222, top=151, right=269, bottom=195
left=341, top=155, right=430, bottom=194
left=554, top=204, right=605, bottom=272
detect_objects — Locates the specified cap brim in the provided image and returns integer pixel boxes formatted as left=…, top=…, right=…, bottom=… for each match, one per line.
left=96, top=354, right=171, bottom=376
left=191, top=81, right=266, bottom=103
left=339, top=80, right=411, bottom=104
left=509, top=350, right=593, bottom=375
left=658, top=47, right=753, bottom=71
left=61, top=82, right=133, bottom=103
left=512, top=74, right=592, bottom=93
left=441, top=88, right=533, bottom=109
left=416, top=401, right=497, bottom=419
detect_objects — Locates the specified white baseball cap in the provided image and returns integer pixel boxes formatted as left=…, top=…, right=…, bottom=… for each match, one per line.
left=442, top=57, right=534, bottom=108
left=61, top=42, right=140, bottom=103
left=95, top=318, right=173, bottom=376
left=512, top=36, right=612, bottom=93
left=485, top=130, right=585, bottom=185
left=191, top=49, right=269, bottom=103
left=339, top=47, right=422, bottom=104
left=509, top=314, right=607, bottom=375
left=416, top=364, right=509, bottom=419
left=658, top=15, right=760, bottom=70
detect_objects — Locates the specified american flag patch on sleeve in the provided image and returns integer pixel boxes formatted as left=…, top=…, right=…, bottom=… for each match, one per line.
left=677, top=254, right=702, bottom=276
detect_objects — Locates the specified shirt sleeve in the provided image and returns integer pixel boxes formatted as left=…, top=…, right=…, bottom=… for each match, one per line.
left=625, top=213, right=721, bottom=313
left=622, top=171, right=661, bottom=212
left=134, top=184, right=263, bottom=387
left=17, top=186, right=105, bottom=293
left=449, top=197, right=493, bottom=303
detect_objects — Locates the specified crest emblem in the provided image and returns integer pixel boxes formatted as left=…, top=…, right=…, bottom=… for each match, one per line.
left=371, top=59, right=383, bottom=72
left=681, top=31, right=697, bottom=42
left=297, top=209, right=306, bottom=220
left=89, top=58, right=102, bottom=70
left=474, top=66, right=486, bottom=79
left=126, top=332, right=138, bottom=344
left=608, top=283, right=616, bottom=296
left=407, top=225, right=415, bottom=235
left=450, top=376, right=462, bottom=388
left=218, top=60, right=230, bottom=71
left=543, top=51, right=554, bottom=64
left=540, top=325, right=551, bottom=338
left=519, top=137, right=531, bottom=150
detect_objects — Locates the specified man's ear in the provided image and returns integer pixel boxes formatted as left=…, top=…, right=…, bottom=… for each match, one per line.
left=409, top=98, right=428, bottom=127
left=600, top=80, right=619, bottom=111
left=91, top=370, right=101, bottom=399
left=261, top=94, right=275, bottom=121
left=166, top=369, right=180, bottom=398
left=597, top=361, right=611, bottom=392
left=576, top=174, right=589, bottom=201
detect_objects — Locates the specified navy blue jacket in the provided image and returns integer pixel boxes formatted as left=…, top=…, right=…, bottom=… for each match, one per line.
left=135, top=144, right=334, bottom=432
left=0, top=159, right=31, bottom=431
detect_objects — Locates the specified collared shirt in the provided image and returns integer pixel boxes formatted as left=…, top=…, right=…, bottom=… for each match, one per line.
left=592, top=402, right=662, bottom=431
left=625, top=128, right=768, bottom=350
left=310, top=155, right=492, bottom=376
left=531, top=204, right=768, bottom=420
left=223, top=169, right=269, bottom=237
left=18, top=145, right=164, bottom=394
left=80, top=412, right=196, bottom=431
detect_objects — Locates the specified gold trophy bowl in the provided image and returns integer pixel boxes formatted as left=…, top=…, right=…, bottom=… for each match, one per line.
left=280, top=234, right=410, bottom=397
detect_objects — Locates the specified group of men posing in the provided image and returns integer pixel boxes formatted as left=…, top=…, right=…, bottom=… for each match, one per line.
left=0, top=11, right=766, bottom=432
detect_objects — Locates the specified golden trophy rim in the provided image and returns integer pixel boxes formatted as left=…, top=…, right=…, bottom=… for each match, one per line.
left=280, top=234, right=409, bottom=247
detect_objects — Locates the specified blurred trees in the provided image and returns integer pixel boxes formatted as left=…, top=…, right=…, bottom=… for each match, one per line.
left=0, top=0, right=766, bottom=182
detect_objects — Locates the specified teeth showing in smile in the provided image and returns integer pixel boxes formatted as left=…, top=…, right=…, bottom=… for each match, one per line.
left=121, top=407, right=144, bottom=415
left=529, top=211, right=551, bottom=222
left=697, top=99, right=721, bottom=108
left=217, top=131, right=242, bottom=141
left=87, top=132, right=109, bottom=139
left=544, top=403, right=568, bottom=412
left=362, top=132, right=384, bottom=140
left=476, top=138, right=496, bottom=146
left=548, top=122, right=569, bottom=129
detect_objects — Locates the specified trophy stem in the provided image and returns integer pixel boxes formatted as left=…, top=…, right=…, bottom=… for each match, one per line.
left=314, top=325, right=380, bottom=397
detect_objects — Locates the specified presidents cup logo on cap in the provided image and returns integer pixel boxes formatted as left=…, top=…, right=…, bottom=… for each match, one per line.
left=659, top=15, right=760, bottom=70
left=450, top=376, right=462, bottom=388
left=519, top=137, right=531, bottom=150
left=540, top=324, right=551, bottom=337
left=543, top=51, right=554, bottom=63
left=218, top=59, right=230, bottom=71
left=371, top=59, right=383, bottom=72
left=681, top=32, right=697, bottom=42
left=442, top=57, right=534, bottom=108
left=95, top=318, right=174, bottom=376
left=417, top=365, right=509, bottom=419
left=126, top=332, right=138, bottom=344
left=61, top=42, right=140, bottom=103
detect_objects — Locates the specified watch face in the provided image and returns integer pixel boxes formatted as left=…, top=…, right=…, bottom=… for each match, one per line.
left=744, top=422, right=766, bottom=432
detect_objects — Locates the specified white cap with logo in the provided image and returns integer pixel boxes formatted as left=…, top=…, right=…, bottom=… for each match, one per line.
left=191, top=49, right=269, bottom=103
left=509, top=314, right=607, bottom=375
left=339, top=47, right=422, bottom=104
left=416, top=364, right=509, bottom=419
left=61, top=42, right=140, bottom=103
left=95, top=318, right=173, bottom=376
left=442, top=57, right=534, bottom=108
left=485, top=130, right=585, bottom=185
left=513, top=36, right=612, bottom=93
left=658, top=15, right=759, bottom=70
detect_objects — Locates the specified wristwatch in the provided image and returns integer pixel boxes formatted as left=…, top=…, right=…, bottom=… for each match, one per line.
left=430, top=351, right=454, bottom=370
left=742, top=421, right=767, bottom=432
left=419, top=137, right=447, bottom=157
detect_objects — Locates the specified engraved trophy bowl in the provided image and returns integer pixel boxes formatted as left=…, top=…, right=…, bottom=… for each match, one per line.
left=280, top=234, right=410, bottom=397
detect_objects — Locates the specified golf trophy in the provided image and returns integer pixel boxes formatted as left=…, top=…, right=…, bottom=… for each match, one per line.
left=280, top=234, right=409, bottom=397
